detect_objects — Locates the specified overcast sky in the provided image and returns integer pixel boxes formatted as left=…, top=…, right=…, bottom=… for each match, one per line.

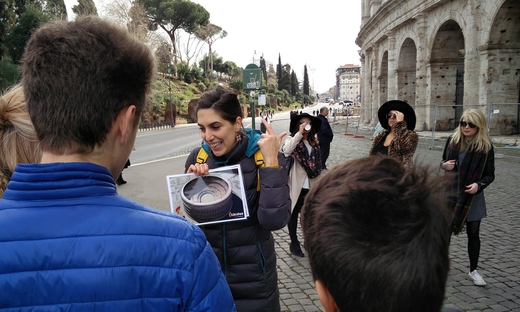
left=64, top=0, right=362, bottom=93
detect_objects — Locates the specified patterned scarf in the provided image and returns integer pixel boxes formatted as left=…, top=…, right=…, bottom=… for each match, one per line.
left=444, top=138, right=489, bottom=235
left=293, top=140, right=322, bottom=179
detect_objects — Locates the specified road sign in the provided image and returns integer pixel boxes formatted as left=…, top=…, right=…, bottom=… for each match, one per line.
left=243, top=64, right=262, bottom=90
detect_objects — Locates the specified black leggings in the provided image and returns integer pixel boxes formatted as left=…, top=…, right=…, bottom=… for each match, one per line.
left=288, top=188, right=309, bottom=244
left=466, top=220, right=481, bottom=272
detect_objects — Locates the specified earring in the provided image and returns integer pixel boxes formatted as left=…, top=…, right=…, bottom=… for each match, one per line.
left=235, top=133, right=242, bottom=142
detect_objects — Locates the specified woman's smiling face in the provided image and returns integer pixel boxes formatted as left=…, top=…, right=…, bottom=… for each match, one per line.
left=197, top=108, right=242, bottom=157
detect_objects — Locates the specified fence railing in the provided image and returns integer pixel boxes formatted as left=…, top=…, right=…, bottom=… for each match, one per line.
left=139, top=121, right=174, bottom=132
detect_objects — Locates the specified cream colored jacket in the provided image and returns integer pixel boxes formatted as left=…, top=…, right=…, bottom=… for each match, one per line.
left=281, top=132, right=318, bottom=212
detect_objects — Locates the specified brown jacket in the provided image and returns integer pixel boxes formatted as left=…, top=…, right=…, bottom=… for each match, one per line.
left=369, top=121, right=419, bottom=170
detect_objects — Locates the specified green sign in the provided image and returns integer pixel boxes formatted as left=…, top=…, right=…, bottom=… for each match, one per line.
left=243, top=64, right=262, bottom=90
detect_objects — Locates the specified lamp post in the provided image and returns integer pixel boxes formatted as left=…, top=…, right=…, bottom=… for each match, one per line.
left=167, top=63, right=174, bottom=127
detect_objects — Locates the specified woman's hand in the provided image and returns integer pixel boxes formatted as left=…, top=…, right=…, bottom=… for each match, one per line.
left=441, top=159, right=456, bottom=171
left=186, top=162, right=210, bottom=176
left=298, top=121, right=307, bottom=134
left=394, top=111, right=405, bottom=122
left=258, top=118, right=287, bottom=167
left=465, top=182, right=479, bottom=194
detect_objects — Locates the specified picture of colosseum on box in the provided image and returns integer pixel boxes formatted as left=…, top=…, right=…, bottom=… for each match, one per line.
left=167, top=165, right=249, bottom=226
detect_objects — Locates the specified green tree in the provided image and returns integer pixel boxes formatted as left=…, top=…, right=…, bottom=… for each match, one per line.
left=46, top=0, right=67, bottom=20
left=72, top=0, right=98, bottom=17
left=195, top=23, right=226, bottom=77
left=0, top=0, right=12, bottom=61
left=260, top=56, right=268, bottom=84
left=222, top=60, right=241, bottom=79
left=303, top=65, right=310, bottom=102
left=276, top=53, right=281, bottom=80
left=278, top=64, right=291, bottom=92
left=138, top=0, right=209, bottom=65
left=5, top=4, right=49, bottom=64
left=290, top=70, right=298, bottom=96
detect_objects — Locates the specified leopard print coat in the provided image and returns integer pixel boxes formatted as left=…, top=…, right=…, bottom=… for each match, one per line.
left=369, top=121, right=419, bottom=170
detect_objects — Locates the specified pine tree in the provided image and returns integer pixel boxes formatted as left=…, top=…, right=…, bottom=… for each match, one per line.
left=303, top=65, right=310, bottom=102
left=260, top=56, right=268, bottom=85
left=276, top=53, right=282, bottom=81
left=72, top=0, right=98, bottom=16
left=47, top=0, right=67, bottom=20
left=290, top=70, right=298, bottom=96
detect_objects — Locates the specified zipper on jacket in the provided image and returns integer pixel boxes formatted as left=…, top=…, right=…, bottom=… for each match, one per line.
left=222, top=224, right=228, bottom=276
left=257, top=241, right=266, bottom=274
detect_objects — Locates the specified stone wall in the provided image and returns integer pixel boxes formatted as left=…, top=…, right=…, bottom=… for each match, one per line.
left=357, top=0, right=520, bottom=134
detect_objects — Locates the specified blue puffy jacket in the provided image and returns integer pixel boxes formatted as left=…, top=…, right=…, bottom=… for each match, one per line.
left=0, top=162, right=236, bottom=312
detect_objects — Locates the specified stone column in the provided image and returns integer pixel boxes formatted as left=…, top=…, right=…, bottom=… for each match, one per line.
left=386, top=31, right=398, bottom=101
left=414, top=13, right=429, bottom=129
left=371, top=45, right=380, bottom=121
left=462, top=6, right=481, bottom=105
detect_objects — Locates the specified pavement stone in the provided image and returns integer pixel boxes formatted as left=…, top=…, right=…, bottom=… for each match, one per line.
left=122, top=109, right=520, bottom=312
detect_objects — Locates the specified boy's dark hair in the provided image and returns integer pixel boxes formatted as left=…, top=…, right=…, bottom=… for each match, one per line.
left=196, top=86, right=243, bottom=124
left=301, top=156, right=451, bottom=312
left=21, top=16, right=155, bottom=154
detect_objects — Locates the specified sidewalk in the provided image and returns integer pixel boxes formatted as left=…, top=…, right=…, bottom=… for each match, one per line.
left=119, top=116, right=520, bottom=312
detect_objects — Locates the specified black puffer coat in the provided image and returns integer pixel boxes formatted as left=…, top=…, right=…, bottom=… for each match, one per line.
left=185, top=133, right=291, bottom=312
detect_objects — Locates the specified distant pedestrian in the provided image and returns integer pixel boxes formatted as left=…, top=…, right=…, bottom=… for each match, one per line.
left=260, top=116, right=268, bottom=133
left=281, top=113, right=322, bottom=258
left=440, top=108, right=495, bottom=287
left=317, top=107, right=334, bottom=170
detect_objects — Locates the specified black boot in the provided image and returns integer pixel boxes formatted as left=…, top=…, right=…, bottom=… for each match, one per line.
left=116, top=173, right=127, bottom=185
left=290, top=241, right=305, bottom=257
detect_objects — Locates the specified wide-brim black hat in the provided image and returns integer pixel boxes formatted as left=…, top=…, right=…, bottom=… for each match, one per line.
left=289, top=113, right=322, bottom=133
left=378, top=100, right=416, bottom=130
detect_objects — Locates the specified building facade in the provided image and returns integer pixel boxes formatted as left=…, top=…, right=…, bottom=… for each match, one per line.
left=336, top=64, right=362, bottom=104
left=356, top=0, right=519, bottom=134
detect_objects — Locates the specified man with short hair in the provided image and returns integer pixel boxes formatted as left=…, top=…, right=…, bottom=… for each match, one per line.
left=301, top=156, right=460, bottom=312
left=0, top=16, right=235, bottom=311
left=317, top=106, right=334, bottom=170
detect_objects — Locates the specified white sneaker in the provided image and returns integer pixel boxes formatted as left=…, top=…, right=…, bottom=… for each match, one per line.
left=468, top=270, right=486, bottom=286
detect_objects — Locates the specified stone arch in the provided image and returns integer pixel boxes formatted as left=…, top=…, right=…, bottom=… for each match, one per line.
left=485, top=0, right=520, bottom=134
left=397, top=38, right=417, bottom=105
left=379, top=51, right=389, bottom=106
left=430, top=19, right=465, bottom=130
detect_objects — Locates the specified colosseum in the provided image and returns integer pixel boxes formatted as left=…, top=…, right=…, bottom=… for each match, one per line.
left=356, top=0, right=519, bottom=135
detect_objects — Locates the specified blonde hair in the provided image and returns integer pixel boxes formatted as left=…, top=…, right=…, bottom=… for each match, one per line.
left=451, top=108, right=492, bottom=153
left=0, top=84, right=41, bottom=196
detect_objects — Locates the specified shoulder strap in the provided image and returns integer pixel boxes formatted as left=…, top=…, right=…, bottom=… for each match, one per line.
left=196, top=148, right=208, bottom=164
left=197, top=148, right=263, bottom=165
left=198, top=147, right=265, bottom=191
left=254, top=149, right=264, bottom=167
left=254, top=149, right=264, bottom=192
